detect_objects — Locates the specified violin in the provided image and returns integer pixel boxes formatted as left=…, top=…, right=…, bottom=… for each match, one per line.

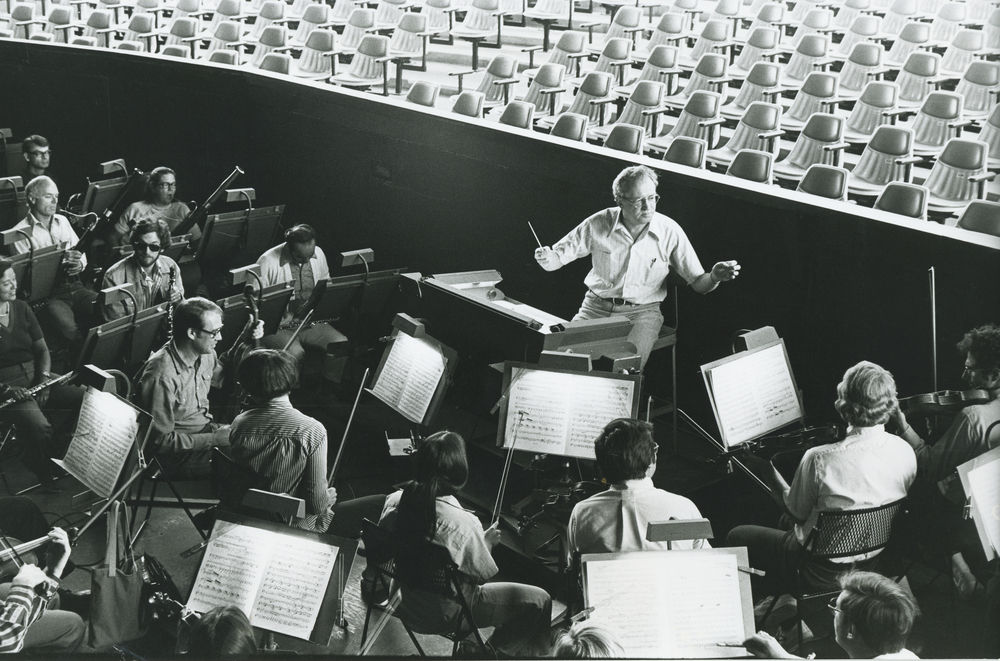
left=899, top=389, right=992, bottom=416
left=0, top=535, right=49, bottom=582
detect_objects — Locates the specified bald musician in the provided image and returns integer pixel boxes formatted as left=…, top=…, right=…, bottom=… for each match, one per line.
left=534, top=165, right=740, bottom=368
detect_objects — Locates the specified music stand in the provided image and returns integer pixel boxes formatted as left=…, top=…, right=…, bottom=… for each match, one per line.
left=215, top=282, right=293, bottom=354
left=8, top=244, right=65, bottom=303
left=195, top=205, right=285, bottom=268
left=309, top=268, right=405, bottom=341
left=76, top=305, right=169, bottom=374
left=0, top=130, right=23, bottom=178
left=0, top=176, right=25, bottom=229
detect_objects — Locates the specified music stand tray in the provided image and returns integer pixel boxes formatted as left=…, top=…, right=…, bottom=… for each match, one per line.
left=10, top=245, right=65, bottom=303
left=196, top=205, right=285, bottom=267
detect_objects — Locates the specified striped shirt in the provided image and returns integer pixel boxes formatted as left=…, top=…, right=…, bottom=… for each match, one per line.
left=0, top=585, right=48, bottom=653
left=229, top=397, right=331, bottom=523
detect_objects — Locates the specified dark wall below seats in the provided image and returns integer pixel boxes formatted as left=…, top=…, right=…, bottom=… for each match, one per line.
left=3, top=40, right=998, bottom=424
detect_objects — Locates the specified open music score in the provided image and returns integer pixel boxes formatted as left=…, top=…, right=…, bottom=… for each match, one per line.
left=958, top=445, right=1000, bottom=560
left=187, top=518, right=340, bottom=641
left=582, top=549, right=754, bottom=658
left=497, top=363, right=641, bottom=460
left=369, top=330, right=457, bottom=425
left=701, top=340, right=804, bottom=448
left=54, top=387, right=148, bottom=498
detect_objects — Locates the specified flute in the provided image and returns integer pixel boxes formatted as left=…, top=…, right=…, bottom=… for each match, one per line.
left=0, top=372, right=75, bottom=409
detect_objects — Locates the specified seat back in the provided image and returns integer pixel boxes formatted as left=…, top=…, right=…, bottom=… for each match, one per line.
left=259, top=51, right=291, bottom=73
left=797, top=164, right=848, bottom=199
left=663, top=136, right=707, bottom=168
left=452, top=90, right=485, bottom=117
left=957, top=200, right=1000, bottom=236
left=161, top=44, right=189, bottom=57
left=499, top=100, right=536, bottom=128
left=406, top=81, right=440, bottom=107
left=208, top=48, right=239, bottom=64
left=604, top=124, right=644, bottom=153
left=938, top=137, right=988, bottom=170
left=727, top=149, right=773, bottom=183
left=874, top=182, right=928, bottom=219
left=803, top=112, right=844, bottom=143
left=551, top=112, right=588, bottom=141
left=804, top=498, right=906, bottom=559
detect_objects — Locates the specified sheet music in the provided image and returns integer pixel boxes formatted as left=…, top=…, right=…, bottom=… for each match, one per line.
left=58, top=388, right=140, bottom=498
left=958, top=446, right=1000, bottom=560
left=704, top=343, right=802, bottom=447
left=186, top=521, right=339, bottom=641
left=371, top=333, right=448, bottom=424
left=253, top=536, right=338, bottom=639
left=503, top=367, right=635, bottom=459
left=585, top=552, right=750, bottom=658
left=387, top=437, right=415, bottom=456
left=492, top=300, right=567, bottom=329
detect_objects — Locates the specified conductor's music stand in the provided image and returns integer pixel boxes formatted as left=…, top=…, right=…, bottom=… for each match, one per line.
left=195, top=205, right=285, bottom=268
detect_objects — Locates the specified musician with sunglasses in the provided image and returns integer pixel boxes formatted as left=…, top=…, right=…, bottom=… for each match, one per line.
left=100, top=219, right=184, bottom=321
left=533, top=165, right=740, bottom=368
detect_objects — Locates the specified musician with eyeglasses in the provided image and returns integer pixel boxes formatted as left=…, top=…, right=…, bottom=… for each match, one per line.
left=112, top=166, right=200, bottom=246
left=0, top=260, right=84, bottom=488
left=533, top=165, right=740, bottom=368
left=7, top=176, right=98, bottom=362
left=20, top=135, right=52, bottom=184
left=100, top=218, right=184, bottom=321
left=137, top=297, right=261, bottom=479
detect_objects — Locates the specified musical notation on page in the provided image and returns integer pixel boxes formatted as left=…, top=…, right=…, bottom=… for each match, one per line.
left=370, top=332, right=449, bottom=424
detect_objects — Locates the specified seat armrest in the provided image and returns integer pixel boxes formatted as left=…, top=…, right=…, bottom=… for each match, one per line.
left=969, top=171, right=997, bottom=183
left=882, top=108, right=915, bottom=123
left=822, top=141, right=849, bottom=166
left=698, top=117, right=726, bottom=128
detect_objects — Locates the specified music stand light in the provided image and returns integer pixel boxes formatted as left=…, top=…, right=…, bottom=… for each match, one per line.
left=391, top=312, right=426, bottom=339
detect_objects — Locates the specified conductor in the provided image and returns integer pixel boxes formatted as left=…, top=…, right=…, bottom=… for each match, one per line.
left=534, top=165, right=740, bottom=367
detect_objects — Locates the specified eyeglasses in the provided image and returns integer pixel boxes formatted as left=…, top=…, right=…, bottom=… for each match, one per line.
left=155, top=182, right=177, bottom=190
left=619, top=194, right=660, bottom=209
left=963, top=365, right=988, bottom=374
left=197, top=327, right=224, bottom=339
left=27, top=150, right=50, bottom=157
left=827, top=597, right=842, bottom=614
left=131, top=242, right=162, bottom=253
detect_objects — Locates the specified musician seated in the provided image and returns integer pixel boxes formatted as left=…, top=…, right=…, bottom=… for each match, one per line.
left=891, top=323, right=1000, bottom=597
left=379, top=430, right=553, bottom=658
left=137, top=297, right=258, bottom=480
left=256, top=224, right=348, bottom=379
left=727, top=361, right=917, bottom=597
left=21, top=135, right=52, bottom=184
left=0, top=260, right=84, bottom=488
left=185, top=605, right=257, bottom=657
left=8, top=176, right=98, bottom=355
left=743, top=571, right=920, bottom=659
left=568, top=418, right=710, bottom=555
left=112, top=166, right=199, bottom=246
left=229, top=349, right=384, bottom=536
left=101, top=219, right=184, bottom=322
left=0, top=497, right=86, bottom=654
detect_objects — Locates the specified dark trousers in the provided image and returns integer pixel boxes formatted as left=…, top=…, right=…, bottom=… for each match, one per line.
left=42, top=281, right=98, bottom=347
left=327, top=494, right=386, bottom=540
left=0, top=383, right=84, bottom=482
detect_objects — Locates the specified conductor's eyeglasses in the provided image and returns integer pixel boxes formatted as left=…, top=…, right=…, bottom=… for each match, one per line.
left=619, top=194, right=659, bottom=209
left=132, top=242, right=162, bottom=253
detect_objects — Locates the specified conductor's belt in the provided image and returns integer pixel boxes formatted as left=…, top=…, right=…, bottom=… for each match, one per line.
left=589, top=291, right=643, bottom=306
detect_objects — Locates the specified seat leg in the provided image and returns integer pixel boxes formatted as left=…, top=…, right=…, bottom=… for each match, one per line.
left=403, top=624, right=426, bottom=656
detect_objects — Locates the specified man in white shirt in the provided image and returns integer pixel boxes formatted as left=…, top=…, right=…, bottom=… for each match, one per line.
left=8, top=176, right=98, bottom=351
left=568, top=418, right=711, bottom=555
left=256, top=225, right=348, bottom=376
left=534, top=165, right=740, bottom=367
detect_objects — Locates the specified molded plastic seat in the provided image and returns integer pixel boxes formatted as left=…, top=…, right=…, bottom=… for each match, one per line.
left=387, top=12, right=430, bottom=66
left=160, top=44, right=189, bottom=57
left=782, top=71, right=839, bottom=131
left=838, top=42, right=885, bottom=98
left=663, top=136, right=707, bottom=168
left=665, top=52, right=728, bottom=107
left=209, top=0, right=244, bottom=32
left=954, top=61, right=1000, bottom=119
left=899, top=91, right=965, bottom=157
left=791, top=9, right=834, bottom=51
left=721, top=60, right=780, bottom=119
left=524, top=0, right=569, bottom=24
left=847, top=125, right=915, bottom=197
left=538, top=71, right=613, bottom=129
left=726, top=149, right=773, bottom=184
left=81, top=8, right=114, bottom=46
left=339, top=8, right=377, bottom=53
left=924, top=138, right=992, bottom=214
left=874, top=181, right=929, bottom=219
left=678, top=18, right=728, bottom=69
left=882, top=0, right=918, bottom=36
left=586, top=6, right=641, bottom=56
left=956, top=200, right=1000, bottom=236
left=617, top=45, right=678, bottom=98
left=451, top=90, right=485, bottom=117
left=497, top=100, right=535, bottom=128
left=986, top=8, right=1000, bottom=49
left=834, top=0, right=872, bottom=30
left=797, top=164, right=849, bottom=200
left=706, top=101, right=782, bottom=169
left=72, top=35, right=99, bottom=45
left=207, top=48, right=239, bottom=64
left=979, top=104, right=1000, bottom=169
left=895, top=51, right=941, bottom=108
left=574, top=37, right=632, bottom=88
left=451, top=0, right=501, bottom=41
left=466, top=54, right=518, bottom=108
left=774, top=113, right=845, bottom=182
left=7, top=3, right=39, bottom=39
left=929, top=2, right=967, bottom=45
left=405, top=80, right=440, bottom=107
left=603, top=123, right=644, bottom=153
left=834, top=14, right=882, bottom=59
left=329, top=0, right=358, bottom=26
left=520, top=62, right=566, bottom=115
left=590, top=80, right=665, bottom=140
left=249, top=25, right=287, bottom=67
left=646, top=89, right=723, bottom=153
left=203, top=20, right=243, bottom=56
left=373, top=0, right=409, bottom=31
left=730, top=26, right=779, bottom=78
left=940, top=29, right=985, bottom=76
left=842, top=81, right=899, bottom=144
left=635, top=12, right=686, bottom=63
left=120, top=12, right=156, bottom=49
left=258, top=51, right=291, bottom=73
left=745, top=2, right=784, bottom=37
left=329, top=33, right=390, bottom=93
left=43, top=5, right=73, bottom=42
left=250, top=0, right=285, bottom=39
left=550, top=112, right=588, bottom=141
left=292, top=3, right=329, bottom=43
left=885, top=21, right=930, bottom=67
left=524, top=30, right=586, bottom=79
left=781, top=33, right=830, bottom=88
left=291, top=29, right=336, bottom=77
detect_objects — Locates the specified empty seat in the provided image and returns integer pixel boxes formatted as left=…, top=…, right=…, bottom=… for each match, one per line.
left=792, top=9, right=834, bottom=50
left=339, top=8, right=377, bottom=54
left=42, top=5, right=73, bottom=43
left=895, top=51, right=942, bottom=108
left=405, top=80, right=440, bottom=107
left=898, top=91, right=966, bottom=157
left=523, top=30, right=586, bottom=79
left=329, top=33, right=390, bottom=94
left=451, top=54, right=518, bottom=109
left=646, top=89, right=723, bottom=153
left=617, top=45, right=679, bottom=98
left=663, top=136, right=707, bottom=168
left=292, top=29, right=337, bottom=78
left=986, top=7, right=1000, bottom=49
left=202, top=20, right=243, bottom=57
left=956, top=200, right=1000, bottom=236
left=885, top=21, right=930, bottom=67
left=81, top=8, right=114, bottom=47
left=207, top=48, right=239, bottom=64
left=520, top=62, right=566, bottom=115
left=839, top=42, right=886, bottom=100
left=847, top=125, right=916, bottom=197
left=451, top=90, right=486, bottom=117
left=585, top=6, right=641, bottom=55
left=258, top=51, right=291, bottom=73
left=782, top=71, right=839, bottom=131
left=940, top=29, right=985, bottom=77
left=954, top=61, right=1000, bottom=120
left=882, top=0, right=918, bottom=36
left=929, top=2, right=966, bottom=45
left=249, top=25, right=287, bottom=67
left=924, top=138, right=993, bottom=215
left=373, top=0, right=409, bottom=31
left=603, top=123, right=644, bottom=153
left=834, top=14, right=882, bottom=59
left=388, top=12, right=432, bottom=69
left=730, top=27, right=779, bottom=79
left=874, top=181, right=929, bottom=219
left=721, top=61, right=780, bottom=119
left=160, top=44, right=189, bottom=57
left=292, top=3, right=329, bottom=44
left=780, top=34, right=830, bottom=88
left=664, top=52, right=729, bottom=108
left=706, top=101, right=782, bottom=169
left=590, top=80, right=665, bottom=140
left=834, top=0, right=872, bottom=30
left=979, top=104, right=1000, bottom=169
left=250, top=0, right=286, bottom=39
left=726, top=149, right=773, bottom=184
left=774, top=113, right=846, bottom=182
left=678, top=18, right=729, bottom=69
left=635, top=12, right=687, bottom=62
left=537, top=71, right=613, bottom=129
left=797, top=164, right=849, bottom=200
left=843, top=81, right=899, bottom=145
left=550, top=112, right=588, bottom=141
left=497, top=100, right=536, bottom=128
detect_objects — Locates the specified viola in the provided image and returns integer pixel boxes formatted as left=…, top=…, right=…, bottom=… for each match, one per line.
left=0, top=535, right=47, bottom=581
left=899, top=389, right=991, bottom=416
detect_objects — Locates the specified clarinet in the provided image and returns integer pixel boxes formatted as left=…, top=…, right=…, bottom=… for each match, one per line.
left=166, top=266, right=177, bottom=342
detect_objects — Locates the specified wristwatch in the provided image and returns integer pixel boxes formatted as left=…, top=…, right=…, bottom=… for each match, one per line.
left=32, top=579, right=57, bottom=600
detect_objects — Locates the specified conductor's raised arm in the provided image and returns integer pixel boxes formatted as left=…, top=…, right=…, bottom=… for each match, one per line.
left=534, top=246, right=562, bottom=272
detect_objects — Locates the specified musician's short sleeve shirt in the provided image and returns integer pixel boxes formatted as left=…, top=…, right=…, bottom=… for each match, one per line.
left=786, top=425, right=916, bottom=562
left=9, top=213, right=86, bottom=269
left=116, top=200, right=194, bottom=239
left=257, top=244, right=332, bottom=324
left=551, top=208, right=705, bottom=304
